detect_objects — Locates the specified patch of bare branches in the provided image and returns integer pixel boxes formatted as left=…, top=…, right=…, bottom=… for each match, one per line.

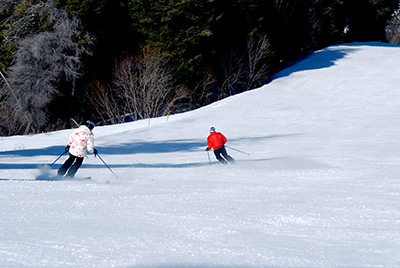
left=0, top=0, right=93, bottom=135
left=386, top=3, right=400, bottom=44
left=91, top=46, right=189, bottom=125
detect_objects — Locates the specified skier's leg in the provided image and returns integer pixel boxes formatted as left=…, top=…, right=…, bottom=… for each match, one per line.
left=214, top=148, right=227, bottom=164
left=57, top=154, right=75, bottom=176
left=221, top=146, right=235, bottom=164
left=66, top=156, right=84, bottom=177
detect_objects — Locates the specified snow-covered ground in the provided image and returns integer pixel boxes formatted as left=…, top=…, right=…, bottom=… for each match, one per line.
left=0, top=42, right=399, bottom=268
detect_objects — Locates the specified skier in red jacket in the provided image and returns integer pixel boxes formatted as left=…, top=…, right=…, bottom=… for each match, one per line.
left=206, top=127, right=235, bottom=164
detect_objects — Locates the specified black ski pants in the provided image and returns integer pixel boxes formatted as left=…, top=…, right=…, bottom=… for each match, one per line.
left=58, top=154, right=84, bottom=177
left=214, top=145, right=235, bottom=164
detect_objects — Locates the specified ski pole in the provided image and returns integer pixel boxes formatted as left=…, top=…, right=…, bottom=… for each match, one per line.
left=50, top=151, right=67, bottom=167
left=97, top=154, right=117, bottom=177
left=207, top=151, right=211, bottom=164
left=225, top=145, right=250, bottom=155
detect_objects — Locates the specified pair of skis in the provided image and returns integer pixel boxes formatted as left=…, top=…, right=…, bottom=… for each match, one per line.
left=50, top=151, right=117, bottom=178
left=207, top=145, right=250, bottom=164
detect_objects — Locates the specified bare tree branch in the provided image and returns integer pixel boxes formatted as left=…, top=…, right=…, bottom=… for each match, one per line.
left=1, top=0, right=93, bottom=134
left=91, top=46, right=189, bottom=125
left=220, top=49, right=244, bottom=98
left=386, top=4, right=400, bottom=44
left=246, top=34, right=270, bottom=89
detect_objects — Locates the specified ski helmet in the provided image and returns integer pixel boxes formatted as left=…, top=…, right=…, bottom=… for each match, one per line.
left=86, top=120, right=95, bottom=130
left=210, top=127, right=216, bottom=132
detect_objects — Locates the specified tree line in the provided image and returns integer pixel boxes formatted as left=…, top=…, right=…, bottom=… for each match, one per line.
left=0, top=0, right=399, bottom=135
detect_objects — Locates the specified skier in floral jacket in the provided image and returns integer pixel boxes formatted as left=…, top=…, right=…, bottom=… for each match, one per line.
left=58, top=120, right=98, bottom=177
left=206, top=127, right=235, bottom=164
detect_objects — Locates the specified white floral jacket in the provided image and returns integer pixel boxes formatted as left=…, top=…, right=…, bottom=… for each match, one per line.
left=68, top=125, right=94, bottom=158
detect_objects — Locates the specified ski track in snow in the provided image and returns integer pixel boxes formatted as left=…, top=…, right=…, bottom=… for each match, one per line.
left=0, top=42, right=400, bottom=268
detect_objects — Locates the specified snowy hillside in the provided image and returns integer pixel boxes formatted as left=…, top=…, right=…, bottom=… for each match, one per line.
left=0, top=42, right=399, bottom=268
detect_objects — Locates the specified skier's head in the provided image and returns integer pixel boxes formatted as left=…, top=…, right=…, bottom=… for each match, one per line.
left=210, top=127, right=216, bottom=133
left=85, top=120, right=95, bottom=131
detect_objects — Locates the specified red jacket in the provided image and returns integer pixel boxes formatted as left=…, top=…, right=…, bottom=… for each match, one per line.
left=207, top=132, right=227, bottom=150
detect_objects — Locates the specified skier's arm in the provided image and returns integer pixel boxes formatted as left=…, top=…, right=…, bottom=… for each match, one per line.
left=63, top=130, right=76, bottom=153
left=222, top=134, right=227, bottom=145
left=207, top=137, right=213, bottom=150
left=86, top=133, right=95, bottom=154
left=67, top=130, right=76, bottom=146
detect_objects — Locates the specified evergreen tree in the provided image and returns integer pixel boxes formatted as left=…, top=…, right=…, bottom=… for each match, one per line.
left=128, top=0, right=215, bottom=85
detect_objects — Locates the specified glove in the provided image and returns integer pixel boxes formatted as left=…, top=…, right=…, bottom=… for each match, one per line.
left=65, top=145, right=70, bottom=152
left=205, top=147, right=210, bottom=151
left=93, top=148, right=98, bottom=157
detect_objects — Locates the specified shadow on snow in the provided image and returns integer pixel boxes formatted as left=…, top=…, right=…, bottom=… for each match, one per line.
left=0, top=158, right=277, bottom=171
left=0, top=133, right=302, bottom=158
left=0, top=133, right=303, bottom=172
left=270, top=42, right=400, bottom=82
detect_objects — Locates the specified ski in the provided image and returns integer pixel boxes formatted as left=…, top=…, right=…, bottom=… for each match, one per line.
left=76, top=176, right=92, bottom=180
left=36, top=175, right=92, bottom=181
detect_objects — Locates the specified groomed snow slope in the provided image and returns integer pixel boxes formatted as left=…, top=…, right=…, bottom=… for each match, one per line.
left=0, top=42, right=399, bottom=268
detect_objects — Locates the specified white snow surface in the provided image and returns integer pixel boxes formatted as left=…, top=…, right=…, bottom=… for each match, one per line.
left=0, top=42, right=399, bottom=268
